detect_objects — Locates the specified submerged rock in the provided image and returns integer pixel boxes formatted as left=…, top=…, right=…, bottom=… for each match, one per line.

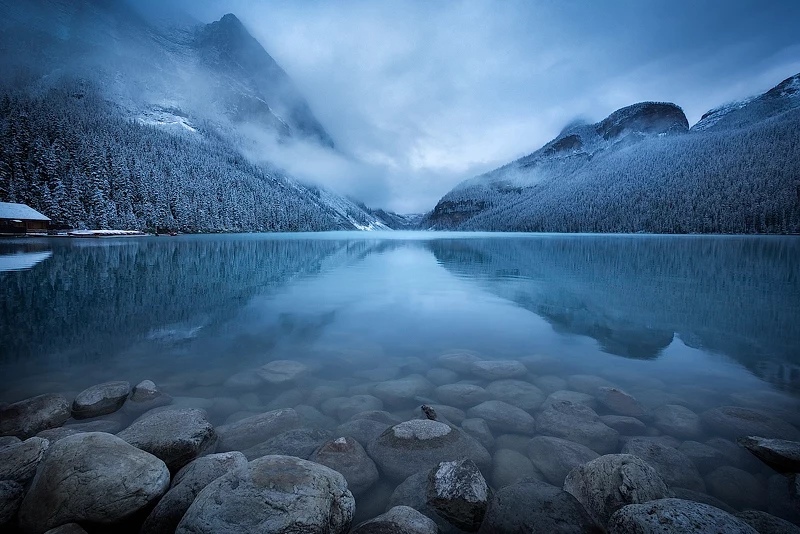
left=600, top=415, right=647, bottom=435
left=71, top=381, right=130, bottom=419
left=351, top=505, right=438, bottom=534
left=471, top=360, right=527, bottom=380
left=336, top=418, right=391, bottom=447
left=216, top=407, right=303, bottom=451
left=527, top=435, right=599, bottom=486
left=127, top=379, right=172, bottom=413
left=536, top=400, right=619, bottom=454
left=486, top=379, right=545, bottom=411
left=0, top=436, right=49, bottom=484
left=18, top=432, right=170, bottom=533
left=491, top=448, right=541, bottom=488
left=607, top=498, right=758, bottom=533
left=563, top=454, right=670, bottom=527
left=242, top=428, right=334, bottom=460
left=436, top=383, right=490, bottom=408
left=373, top=375, right=434, bottom=407
left=622, top=438, right=705, bottom=492
left=427, top=458, right=490, bottom=532
left=467, top=400, right=536, bottom=435
left=310, top=436, right=379, bottom=495
left=543, top=390, right=598, bottom=410
left=701, top=406, right=800, bottom=440
left=705, top=465, right=766, bottom=511
left=437, top=351, right=482, bottom=373
left=0, top=394, right=71, bottom=439
left=461, top=418, right=494, bottom=450
left=670, top=487, right=736, bottom=514
left=175, top=455, right=355, bottom=534
left=256, top=359, right=308, bottom=385
left=738, top=435, right=800, bottom=473
left=652, top=404, right=702, bottom=439
left=677, top=440, right=728, bottom=474
left=333, top=395, right=384, bottom=421
left=596, top=387, right=646, bottom=418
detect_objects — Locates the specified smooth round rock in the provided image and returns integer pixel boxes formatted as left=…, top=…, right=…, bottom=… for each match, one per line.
left=427, top=368, right=459, bottom=386
left=367, top=420, right=490, bottom=482
left=701, top=406, right=800, bottom=440
left=435, top=384, right=490, bottom=408
left=0, top=480, right=24, bottom=527
left=461, top=418, right=494, bottom=450
left=336, top=419, right=391, bottom=447
left=564, top=454, right=670, bottom=527
left=18, top=432, right=170, bottom=533
left=622, top=438, right=705, bottom=492
left=527, top=435, right=599, bottom=486
left=567, top=374, right=616, bottom=395
left=536, top=400, right=619, bottom=454
left=471, top=360, right=527, bottom=380
left=117, top=408, right=217, bottom=472
left=653, top=404, right=703, bottom=439
left=607, top=498, right=758, bottom=533
left=596, top=388, right=646, bottom=418
left=601, top=415, right=647, bottom=435
left=242, top=428, right=334, bottom=460
left=735, top=510, right=800, bottom=534
left=486, top=379, right=545, bottom=411
left=491, top=448, right=542, bottom=488
left=351, top=505, right=438, bottom=534
left=175, top=455, right=355, bottom=534
left=373, top=376, right=434, bottom=407
left=706, top=466, right=766, bottom=510
left=310, top=437, right=379, bottom=495
left=543, top=390, right=598, bottom=410
left=0, top=394, right=71, bottom=439
left=71, top=381, right=130, bottom=419
left=334, top=395, right=384, bottom=421
left=256, top=360, right=308, bottom=384
left=437, top=351, right=482, bottom=373
left=677, top=440, right=729, bottom=474
left=127, top=380, right=172, bottom=413
left=0, top=436, right=49, bottom=483
left=467, top=400, right=536, bottom=435
left=216, top=408, right=303, bottom=451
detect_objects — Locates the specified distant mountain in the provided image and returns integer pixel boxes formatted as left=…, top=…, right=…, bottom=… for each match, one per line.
left=0, top=0, right=385, bottom=231
left=425, top=73, right=800, bottom=234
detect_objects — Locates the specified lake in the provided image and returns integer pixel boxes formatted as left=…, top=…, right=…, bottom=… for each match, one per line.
left=2, top=232, right=799, bottom=524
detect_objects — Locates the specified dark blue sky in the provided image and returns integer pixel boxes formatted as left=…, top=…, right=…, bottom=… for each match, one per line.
left=164, top=0, right=800, bottom=211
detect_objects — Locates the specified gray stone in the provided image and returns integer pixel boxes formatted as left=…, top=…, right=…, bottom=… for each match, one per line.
left=427, top=368, right=459, bottom=386
left=0, top=394, right=71, bottom=439
left=597, top=388, right=646, bottom=418
left=0, top=436, right=20, bottom=447
left=127, top=380, right=172, bottom=414
left=701, top=406, right=800, bottom=441
left=471, top=360, right=527, bottom=380
left=242, top=428, right=334, bottom=460
left=435, top=383, right=490, bottom=408
left=427, top=458, right=490, bottom=532
left=494, top=433, right=533, bottom=453
left=336, top=418, right=391, bottom=447
left=351, top=505, right=438, bottom=534
left=601, top=415, right=647, bottom=435
left=373, top=375, right=434, bottom=407
left=678, top=440, right=729, bottom=474
left=607, top=498, right=758, bottom=533
left=64, top=418, right=122, bottom=434
left=567, top=374, right=616, bottom=395
left=478, top=479, right=601, bottom=533
left=0, top=436, right=49, bottom=483
left=621, top=438, right=705, bottom=492
left=0, top=480, right=23, bottom=527
left=486, top=379, right=545, bottom=411
left=71, top=381, right=130, bottom=419
left=437, top=351, right=482, bottom=373
left=738, top=436, right=800, bottom=473
left=461, top=418, right=494, bottom=450
left=467, top=400, right=536, bottom=435
left=175, top=455, right=355, bottom=534
left=670, top=487, right=736, bottom=514
left=564, top=454, right=670, bottom=527
left=333, top=395, right=384, bottom=421
left=653, top=404, right=702, bottom=439
left=117, top=408, right=217, bottom=472
left=367, top=419, right=490, bottom=482
left=256, top=359, right=308, bottom=384
left=491, top=448, right=542, bottom=488
left=141, top=452, right=248, bottom=534
left=536, top=400, right=619, bottom=454
left=620, top=434, right=681, bottom=449
left=36, top=427, right=81, bottom=443
left=707, top=437, right=764, bottom=472
left=706, top=466, right=766, bottom=511
left=543, top=390, right=598, bottom=410
left=294, top=404, right=338, bottom=429
left=735, top=510, right=800, bottom=534
left=310, top=436, right=379, bottom=495
left=534, top=375, right=568, bottom=394
left=527, top=435, right=599, bottom=486
left=18, top=432, right=170, bottom=533
left=216, top=407, right=303, bottom=451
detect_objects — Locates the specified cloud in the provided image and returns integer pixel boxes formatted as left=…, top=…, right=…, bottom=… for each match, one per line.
left=171, top=0, right=800, bottom=212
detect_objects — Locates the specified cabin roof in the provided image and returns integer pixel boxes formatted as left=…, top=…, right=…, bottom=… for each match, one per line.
left=0, top=202, right=51, bottom=221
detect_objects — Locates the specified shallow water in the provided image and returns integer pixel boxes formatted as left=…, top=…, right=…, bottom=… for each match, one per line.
left=2, top=232, right=800, bottom=523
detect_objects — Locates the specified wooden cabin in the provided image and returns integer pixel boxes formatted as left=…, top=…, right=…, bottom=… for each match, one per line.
left=0, top=202, right=50, bottom=235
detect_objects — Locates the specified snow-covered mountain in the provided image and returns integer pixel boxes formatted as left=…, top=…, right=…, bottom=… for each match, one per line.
left=0, top=0, right=387, bottom=231
left=425, top=73, right=800, bottom=234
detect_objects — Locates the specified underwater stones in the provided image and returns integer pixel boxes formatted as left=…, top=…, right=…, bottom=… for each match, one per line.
left=652, top=404, right=702, bottom=439
left=461, top=418, right=494, bottom=450
left=536, top=400, right=619, bottom=454
left=677, top=440, right=728, bottom=474
left=336, top=419, right=391, bottom=447
left=596, top=388, right=646, bottom=418
left=351, top=505, right=438, bottom=534
left=543, top=390, right=598, bottom=410
left=373, top=375, right=434, bottom=407
left=607, top=498, right=758, bottom=534
left=601, top=415, right=647, bottom=435
left=0, top=394, right=71, bottom=439
left=427, top=458, right=490, bottom=532
left=256, top=359, right=308, bottom=385
left=471, top=360, right=527, bottom=380
left=563, top=454, right=670, bottom=527
left=71, top=381, right=130, bottom=419
left=117, top=408, right=217, bottom=471
left=175, top=455, right=355, bottom=534
left=310, top=436, right=379, bottom=495
left=705, top=465, right=766, bottom=511
left=567, top=374, right=617, bottom=395
left=0, top=436, right=49, bottom=484
left=527, top=435, right=600, bottom=486
left=437, top=351, right=482, bottom=374
left=367, top=419, right=490, bottom=482
left=738, top=436, right=800, bottom=473
left=466, top=400, right=536, bottom=435
left=486, top=379, right=545, bottom=411
left=701, top=406, right=800, bottom=441
left=331, top=395, right=384, bottom=421
left=491, top=448, right=541, bottom=488
left=622, top=438, right=705, bottom=492
left=141, top=452, right=247, bottom=534
left=735, top=510, right=800, bottom=534
left=242, top=428, right=334, bottom=460
left=427, top=368, right=459, bottom=386
left=435, top=383, right=490, bottom=408
left=216, top=407, right=303, bottom=451
left=18, top=432, right=170, bottom=533
left=478, top=479, right=601, bottom=533
left=534, top=375, right=568, bottom=394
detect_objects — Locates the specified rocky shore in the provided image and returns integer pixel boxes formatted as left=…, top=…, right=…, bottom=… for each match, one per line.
left=1, top=353, right=800, bottom=533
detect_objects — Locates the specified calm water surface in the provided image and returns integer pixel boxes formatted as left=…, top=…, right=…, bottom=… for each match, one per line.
left=1, top=232, right=799, bottom=519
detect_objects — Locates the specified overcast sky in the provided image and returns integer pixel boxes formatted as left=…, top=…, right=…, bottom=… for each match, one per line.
left=173, top=0, right=800, bottom=213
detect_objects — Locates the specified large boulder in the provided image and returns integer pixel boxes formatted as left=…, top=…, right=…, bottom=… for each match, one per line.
left=141, top=452, right=248, bottom=534
left=0, top=436, right=49, bottom=484
left=0, top=394, right=71, bottom=439
left=466, top=400, right=536, bottom=435
left=738, top=436, right=800, bottom=473
left=607, top=498, right=758, bottom=533
left=470, top=360, right=527, bottom=380
left=563, top=454, right=670, bottom=527
left=117, top=408, right=217, bottom=471
left=175, top=455, right=355, bottom=534
left=485, top=379, right=545, bottom=411
left=701, top=406, right=800, bottom=440
left=18, top=432, right=170, bottom=533
left=367, top=419, right=490, bottom=482
left=427, top=458, right=490, bottom=532
left=652, top=404, right=702, bottom=439
left=242, top=428, right=334, bottom=460
left=351, top=505, right=438, bottom=534
left=622, top=438, right=705, bottom=492
left=310, top=437, right=379, bottom=495
left=536, top=400, right=619, bottom=454
left=478, top=479, right=602, bottom=533
left=735, top=510, right=800, bottom=534
left=71, top=381, right=130, bottom=419
left=436, top=384, right=490, bottom=408
left=527, top=435, right=599, bottom=486
left=216, top=408, right=303, bottom=451
left=0, top=481, right=24, bottom=527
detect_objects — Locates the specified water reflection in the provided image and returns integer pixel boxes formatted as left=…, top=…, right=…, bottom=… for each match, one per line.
left=0, top=242, right=53, bottom=273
